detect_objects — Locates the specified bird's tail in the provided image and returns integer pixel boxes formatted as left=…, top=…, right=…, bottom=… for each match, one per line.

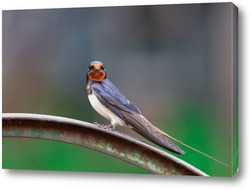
left=154, top=126, right=230, bottom=167
left=124, top=112, right=230, bottom=167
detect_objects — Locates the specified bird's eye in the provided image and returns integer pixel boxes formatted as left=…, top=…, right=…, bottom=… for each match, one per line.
left=89, top=65, right=94, bottom=70
left=100, top=65, right=105, bottom=70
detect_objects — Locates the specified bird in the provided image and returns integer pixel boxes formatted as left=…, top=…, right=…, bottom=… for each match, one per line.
left=86, top=60, right=185, bottom=155
left=85, top=61, right=232, bottom=167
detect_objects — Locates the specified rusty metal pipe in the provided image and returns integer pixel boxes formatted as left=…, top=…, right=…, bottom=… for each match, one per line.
left=2, top=113, right=208, bottom=176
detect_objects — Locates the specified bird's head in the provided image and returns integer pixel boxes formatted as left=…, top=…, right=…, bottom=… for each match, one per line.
left=86, top=61, right=107, bottom=82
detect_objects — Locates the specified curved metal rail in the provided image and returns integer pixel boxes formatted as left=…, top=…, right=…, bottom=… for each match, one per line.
left=2, top=113, right=208, bottom=176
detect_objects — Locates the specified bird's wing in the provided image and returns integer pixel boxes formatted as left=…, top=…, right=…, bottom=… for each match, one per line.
left=122, top=112, right=185, bottom=155
left=91, top=79, right=141, bottom=114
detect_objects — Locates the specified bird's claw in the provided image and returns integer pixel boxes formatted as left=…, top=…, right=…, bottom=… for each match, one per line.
left=94, top=122, right=115, bottom=131
left=105, top=124, right=116, bottom=131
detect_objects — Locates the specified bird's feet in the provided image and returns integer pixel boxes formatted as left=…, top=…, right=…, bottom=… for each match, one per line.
left=94, top=122, right=115, bottom=131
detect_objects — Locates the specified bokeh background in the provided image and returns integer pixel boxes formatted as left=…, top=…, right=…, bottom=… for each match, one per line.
left=2, top=3, right=237, bottom=176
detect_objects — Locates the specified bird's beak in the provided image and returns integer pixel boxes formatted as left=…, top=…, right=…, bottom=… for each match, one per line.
left=94, top=68, right=101, bottom=71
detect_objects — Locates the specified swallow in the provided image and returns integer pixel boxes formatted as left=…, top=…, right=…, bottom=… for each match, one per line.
left=86, top=61, right=185, bottom=155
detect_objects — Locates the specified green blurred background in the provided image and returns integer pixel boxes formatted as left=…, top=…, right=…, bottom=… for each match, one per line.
left=2, top=3, right=237, bottom=176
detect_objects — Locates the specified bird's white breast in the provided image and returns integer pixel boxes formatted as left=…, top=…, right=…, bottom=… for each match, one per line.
left=88, top=93, right=127, bottom=127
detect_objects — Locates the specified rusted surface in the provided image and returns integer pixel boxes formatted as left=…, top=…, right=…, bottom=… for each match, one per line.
left=2, top=113, right=208, bottom=176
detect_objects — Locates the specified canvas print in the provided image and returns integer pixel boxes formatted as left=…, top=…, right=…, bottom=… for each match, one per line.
left=2, top=2, right=238, bottom=176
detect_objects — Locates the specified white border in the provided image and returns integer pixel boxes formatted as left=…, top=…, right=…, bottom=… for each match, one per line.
left=1, top=0, right=249, bottom=189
